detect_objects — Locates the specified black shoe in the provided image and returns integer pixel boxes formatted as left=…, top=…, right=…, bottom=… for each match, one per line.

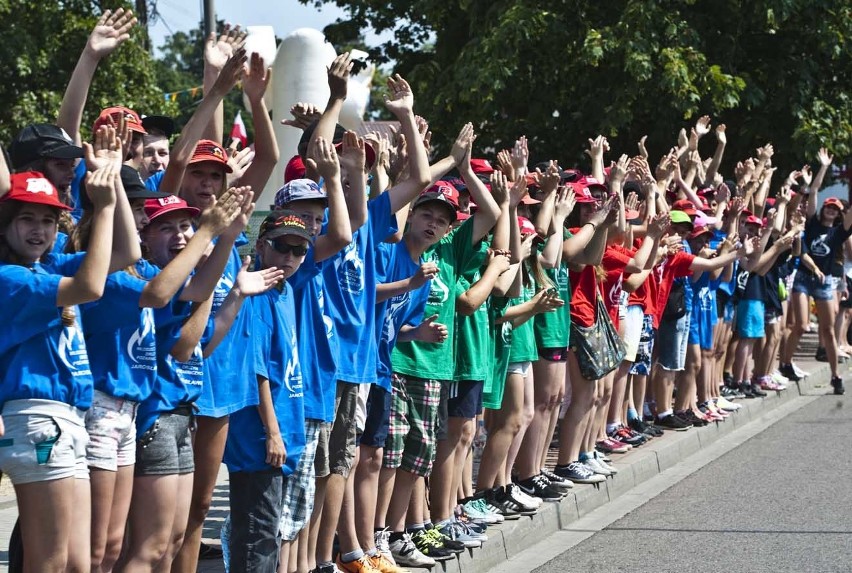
left=198, top=542, right=223, bottom=560
left=831, top=376, right=846, bottom=395
left=749, top=383, right=767, bottom=397
left=491, top=486, right=537, bottom=516
left=815, top=347, right=828, bottom=362
left=655, top=414, right=692, bottom=431
left=720, top=385, right=739, bottom=399
left=723, top=372, right=735, bottom=388
left=779, top=363, right=802, bottom=382
left=677, top=410, right=708, bottom=427
left=628, top=418, right=656, bottom=438
left=516, top=475, right=564, bottom=501
left=411, top=528, right=456, bottom=561
left=739, top=382, right=756, bottom=398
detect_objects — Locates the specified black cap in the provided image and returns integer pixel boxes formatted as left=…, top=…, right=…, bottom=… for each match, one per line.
left=297, top=120, right=346, bottom=160
left=141, top=115, right=175, bottom=138
left=121, top=165, right=171, bottom=200
left=9, top=124, right=84, bottom=169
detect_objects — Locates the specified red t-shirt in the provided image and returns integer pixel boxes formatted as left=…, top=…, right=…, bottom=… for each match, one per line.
left=651, top=251, right=695, bottom=327
left=627, top=238, right=655, bottom=315
left=601, top=244, right=634, bottom=330
left=567, top=227, right=600, bottom=328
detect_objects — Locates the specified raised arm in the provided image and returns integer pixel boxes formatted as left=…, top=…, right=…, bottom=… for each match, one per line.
left=57, top=166, right=117, bottom=306
left=170, top=297, right=212, bottom=362
left=456, top=251, right=511, bottom=315
left=57, top=8, right=136, bottom=145
left=308, top=137, right=353, bottom=262
left=704, top=124, right=726, bottom=186
left=234, top=52, right=279, bottom=192
left=385, top=76, right=432, bottom=212
left=201, top=26, right=246, bottom=143
left=539, top=186, right=574, bottom=269
left=585, top=135, right=608, bottom=182
left=458, top=134, right=501, bottom=242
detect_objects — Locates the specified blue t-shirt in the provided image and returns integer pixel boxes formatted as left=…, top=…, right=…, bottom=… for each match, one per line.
left=224, top=284, right=305, bottom=476
left=70, top=160, right=86, bottom=221
left=322, top=192, right=397, bottom=384
left=679, top=240, right=694, bottom=315
left=375, top=240, right=429, bottom=391
left=145, top=170, right=165, bottom=192
left=288, top=247, right=337, bottom=422
left=199, top=237, right=257, bottom=417
left=136, top=295, right=210, bottom=435
left=80, top=259, right=159, bottom=402
left=0, top=253, right=93, bottom=410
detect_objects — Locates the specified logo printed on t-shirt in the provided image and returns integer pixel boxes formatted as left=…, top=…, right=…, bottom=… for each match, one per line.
left=284, top=329, right=304, bottom=398
left=810, top=234, right=830, bottom=257
left=608, top=274, right=624, bottom=308
left=318, top=288, right=334, bottom=339
left=427, top=273, right=450, bottom=306
left=213, top=272, right=234, bottom=310
left=127, top=308, right=156, bottom=369
left=57, top=316, right=91, bottom=377
left=167, top=344, right=204, bottom=386
left=335, top=241, right=364, bottom=293
left=382, top=292, right=411, bottom=344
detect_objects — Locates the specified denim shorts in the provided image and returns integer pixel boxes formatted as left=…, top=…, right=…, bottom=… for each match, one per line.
left=134, top=408, right=194, bottom=476
left=85, top=390, right=139, bottom=471
left=792, top=271, right=835, bottom=301
left=0, top=399, right=89, bottom=484
left=656, top=313, right=690, bottom=371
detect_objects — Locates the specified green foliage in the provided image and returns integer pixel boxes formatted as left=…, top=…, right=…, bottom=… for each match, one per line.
left=309, top=0, right=852, bottom=172
left=0, top=0, right=175, bottom=144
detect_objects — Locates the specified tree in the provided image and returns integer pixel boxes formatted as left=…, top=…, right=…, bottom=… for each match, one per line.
left=307, top=0, right=852, bottom=174
left=0, top=0, right=175, bottom=144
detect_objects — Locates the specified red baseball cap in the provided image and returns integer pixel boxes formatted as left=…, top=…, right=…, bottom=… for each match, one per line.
left=672, top=199, right=698, bottom=216
left=824, top=197, right=844, bottom=210
left=144, top=195, right=200, bottom=224
left=456, top=211, right=471, bottom=222
left=3, top=172, right=71, bottom=210
left=413, top=181, right=459, bottom=221
left=93, top=106, right=147, bottom=134
left=744, top=215, right=764, bottom=227
left=518, top=216, right=537, bottom=235
left=284, top=155, right=306, bottom=183
left=688, top=225, right=713, bottom=241
left=190, top=140, right=233, bottom=173
left=470, top=159, right=495, bottom=175
left=580, top=176, right=607, bottom=195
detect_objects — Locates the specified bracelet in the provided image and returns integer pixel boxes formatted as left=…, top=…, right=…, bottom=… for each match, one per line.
left=584, top=222, right=598, bottom=231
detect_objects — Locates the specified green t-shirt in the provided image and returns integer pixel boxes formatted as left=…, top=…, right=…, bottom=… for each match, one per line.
left=507, top=274, right=539, bottom=363
left=392, top=219, right=484, bottom=380
left=483, top=297, right=513, bottom=409
left=534, top=231, right=572, bottom=349
left=453, top=272, right=491, bottom=382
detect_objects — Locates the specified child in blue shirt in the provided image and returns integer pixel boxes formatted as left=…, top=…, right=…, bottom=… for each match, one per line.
left=224, top=211, right=313, bottom=573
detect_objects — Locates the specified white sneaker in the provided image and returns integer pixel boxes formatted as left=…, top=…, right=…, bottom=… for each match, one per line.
left=584, top=456, right=613, bottom=476
left=771, top=370, right=790, bottom=384
left=715, top=396, right=741, bottom=411
left=389, top=533, right=435, bottom=568
left=374, top=527, right=397, bottom=566
left=792, top=362, right=810, bottom=378
left=508, top=483, right=542, bottom=508
left=592, top=451, right=618, bottom=474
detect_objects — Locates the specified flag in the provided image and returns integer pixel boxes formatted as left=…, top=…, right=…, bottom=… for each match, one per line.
left=230, top=111, right=248, bottom=148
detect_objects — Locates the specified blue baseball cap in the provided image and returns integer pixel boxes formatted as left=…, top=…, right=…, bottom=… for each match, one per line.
left=274, top=178, right=327, bottom=208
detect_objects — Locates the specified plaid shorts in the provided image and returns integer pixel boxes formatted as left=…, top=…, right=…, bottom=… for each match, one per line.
left=628, top=314, right=656, bottom=376
left=279, top=418, right=321, bottom=541
left=383, top=374, right=442, bottom=477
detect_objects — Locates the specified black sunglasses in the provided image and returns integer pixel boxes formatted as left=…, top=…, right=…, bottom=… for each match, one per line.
left=266, top=239, right=308, bottom=256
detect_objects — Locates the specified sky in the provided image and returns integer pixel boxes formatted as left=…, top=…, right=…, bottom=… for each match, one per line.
left=147, top=0, right=376, bottom=54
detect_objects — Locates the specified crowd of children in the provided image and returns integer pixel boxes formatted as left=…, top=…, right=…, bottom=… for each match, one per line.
left=0, top=10, right=848, bottom=573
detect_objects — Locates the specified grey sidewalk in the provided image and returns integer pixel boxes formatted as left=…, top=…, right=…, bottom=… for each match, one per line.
left=0, top=350, right=842, bottom=572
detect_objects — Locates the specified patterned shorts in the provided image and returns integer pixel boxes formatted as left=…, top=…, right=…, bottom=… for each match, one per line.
left=279, top=418, right=321, bottom=541
left=85, top=390, right=138, bottom=471
left=628, top=314, right=656, bottom=376
left=383, top=374, right=442, bottom=477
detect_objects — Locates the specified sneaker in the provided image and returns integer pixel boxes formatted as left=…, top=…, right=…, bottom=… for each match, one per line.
left=438, top=521, right=482, bottom=549
left=410, top=529, right=454, bottom=561
left=369, top=553, right=410, bottom=573
left=831, top=376, right=846, bottom=395
left=739, top=382, right=756, bottom=398
left=792, top=362, right=810, bottom=378
left=516, top=475, right=564, bottom=501
left=482, top=499, right=510, bottom=522
left=375, top=528, right=397, bottom=566
left=715, top=396, right=741, bottom=411
left=615, top=426, right=647, bottom=445
left=425, top=526, right=465, bottom=553
left=540, top=468, right=574, bottom=490
left=723, top=372, right=735, bottom=388
left=592, top=450, right=618, bottom=474
left=759, top=378, right=785, bottom=391
left=655, top=414, right=692, bottom=431
left=627, top=418, right=655, bottom=439
left=315, top=565, right=341, bottom=573
left=337, top=555, right=381, bottom=573
left=505, top=482, right=542, bottom=508
left=596, top=438, right=630, bottom=454
left=749, top=383, right=767, bottom=397
left=390, top=532, right=438, bottom=567
left=720, top=385, right=741, bottom=399
left=554, top=461, right=606, bottom=484
left=461, top=499, right=503, bottom=524
left=677, top=410, right=708, bottom=427
left=815, top=346, right=828, bottom=362
left=779, top=363, right=802, bottom=382
left=490, top=486, right=536, bottom=517
left=771, top=370, right=790, bottom=385
left=583, top=456, right=612, bottom=477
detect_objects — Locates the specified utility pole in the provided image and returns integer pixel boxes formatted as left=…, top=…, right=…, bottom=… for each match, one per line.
left=135, top=0, right=150, bottom=52
left=203, top=0, right=216, bottom=38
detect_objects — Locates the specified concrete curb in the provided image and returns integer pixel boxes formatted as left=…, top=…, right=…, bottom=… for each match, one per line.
left=438, top=364, right=833, bottom=573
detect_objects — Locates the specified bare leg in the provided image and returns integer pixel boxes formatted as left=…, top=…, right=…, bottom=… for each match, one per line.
left=556, top=352, right=597, bottom=465
left=505, top=370, right=535, bottom=483
left=475, top=373, right=524, bottom=491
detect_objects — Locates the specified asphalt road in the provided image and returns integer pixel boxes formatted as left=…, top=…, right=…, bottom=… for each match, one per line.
left=534, top=394, right=852, bottom=573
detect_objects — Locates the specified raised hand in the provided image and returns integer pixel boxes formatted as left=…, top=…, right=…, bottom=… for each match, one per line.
left=694, top=115, right=712, bottom=137
left=624, top=191, right=640, bottom=214
left=364, top=132, right=391, bottom=173
left=416, top=314, right=448, bottom=343
left=235, top=256, right=285, bottom=295
left=86, top=8, right=136, bottom=59
left=511, top=136, right=529, bottom=173
left=328, top=52, right=352, bottom=101
left=590, top=195, right=617, bottom=227
left=715, top=124, right=727, bottom=145
left=243, top=52, right=271, bottom=102
left=415, top=116, right=432, bottom=154
left=757, top=143, right=774, bottom=161
left=85, top=163, right=119, bottom=208
left=281, top=102, right=323, bottom=130
left=585, top=135, right=609, bottom=160
left=486, top=249, right=512, bottom=275
left=224, top=186, right=255, bottom=238
left=199, top=187, right=243, bottom=235
left=637, top=135, right=649, bottom=159
left=508, top=173, right=529, bottom=208
left=84, top=124, right=123, bottom=171
left=553, top=185, right=576, bottom=220
left=538, top=161, right=561, bottom=196
left=450, top=123, right=474, bottom=166
left=307, top=136, right=342, bottom=181
left=496, top=149, right=513, bottom=178
left=491, top=170, right=510, bottom=206
left=384, top=74, right=415, bottom=117
left=677, top=128, right=689, bottom=150
left=336, top=131, right=366, bottom=175
left=610, top=154, right=630, bottom=184
left=205, top=24, right=246, bottom=72
left=226, top=146, right=255, bottom=186
left=800, top=165, right=813, bottom=186
left=211, top=48, right=248, bottom=97
left=817, top=147, right=834, bottom=167
left=715, top=182, right=731, bottom=205
left=647, top=213, right=670, bottom=238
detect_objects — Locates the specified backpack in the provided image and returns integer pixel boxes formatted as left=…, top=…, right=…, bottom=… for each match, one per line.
left=662, top=280, right=686, bottom=320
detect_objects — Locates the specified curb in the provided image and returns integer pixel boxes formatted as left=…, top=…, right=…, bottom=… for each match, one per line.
left=438, top=364, right=834, bottom=573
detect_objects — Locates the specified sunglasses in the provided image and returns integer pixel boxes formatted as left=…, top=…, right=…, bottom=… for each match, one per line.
left=266, top=239, right=308, bottom=256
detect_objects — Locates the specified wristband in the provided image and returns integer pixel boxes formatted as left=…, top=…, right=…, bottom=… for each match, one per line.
left=585, top=222, right=598, bottom=231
